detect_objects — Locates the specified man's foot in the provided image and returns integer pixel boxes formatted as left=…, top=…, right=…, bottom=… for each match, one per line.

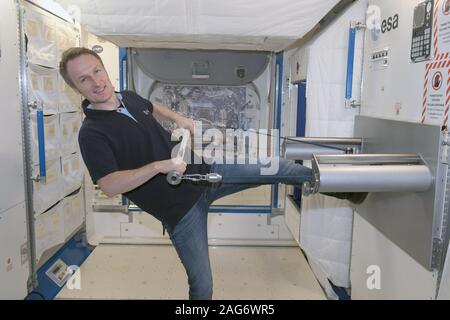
left=345, top=192, right=368, bottom=205
left=320, top=192, right=368, bottom=205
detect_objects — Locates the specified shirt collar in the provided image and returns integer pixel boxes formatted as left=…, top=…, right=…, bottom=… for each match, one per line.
left=84, top=92, right=123, bottom=110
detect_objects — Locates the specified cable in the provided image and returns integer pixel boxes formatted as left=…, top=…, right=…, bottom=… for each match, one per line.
left=194, top=118, right=349, bottom=152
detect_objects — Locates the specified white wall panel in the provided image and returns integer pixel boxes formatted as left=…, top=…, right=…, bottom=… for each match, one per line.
left=361, top=0, right=430, bottom=122
left=351, top=213, right=437, bottom=299
left=0, top=0, right=26, bottom=213
left=0, top=203, right=29, bottom=300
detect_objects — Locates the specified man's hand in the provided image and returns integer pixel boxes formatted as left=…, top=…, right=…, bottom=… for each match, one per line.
left=175, top=116, right=195, bottom=135
left=152, top=102, right=195, bottom=135
left=156, top=158, right=187, bottom=174
left=97, top=158, right=188, bottom=197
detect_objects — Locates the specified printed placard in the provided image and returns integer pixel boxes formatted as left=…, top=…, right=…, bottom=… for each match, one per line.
left=421, top=59, right=450, bottom=125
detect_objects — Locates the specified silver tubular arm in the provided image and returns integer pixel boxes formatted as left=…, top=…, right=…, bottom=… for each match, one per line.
left=303, top=154, right=433, bottom=195
left=283, top=137, right=363, bottom=160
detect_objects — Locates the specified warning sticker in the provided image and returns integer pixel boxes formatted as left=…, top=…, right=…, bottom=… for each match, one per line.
left=432, top=71, right=443, bottom=90
left=421, top=60, right=450, bottom=125
left=434, top=0, right=450, bottom=59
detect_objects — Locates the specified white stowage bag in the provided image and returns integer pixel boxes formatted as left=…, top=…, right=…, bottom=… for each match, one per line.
left=25, top=10, right=58, bottom=68
left=55, top=19, right=78, bottom=58
left=32, top=158, right=63, bottom=215
left=299, top=0, right=368, bottom=293
left=60, top=112, right=82, bottom=156
left=30, top=112, right=61, bottom=165
left=58, top=78, right=81, bottom=113
left=62, top=190, right=85, bottom=240
left=34, top=201, right=64, bottom=262
left=28, top=63, right=60, bottom=114
left=55, top=19, right=81, bottom=112
left=61, top=153, right=84, bottom=197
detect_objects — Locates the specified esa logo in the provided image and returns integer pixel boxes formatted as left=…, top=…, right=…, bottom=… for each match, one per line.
left=381, top=14, right=399, bottom=33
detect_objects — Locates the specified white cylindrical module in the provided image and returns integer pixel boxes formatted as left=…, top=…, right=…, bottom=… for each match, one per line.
left=317, top=165, right=433, bottom=192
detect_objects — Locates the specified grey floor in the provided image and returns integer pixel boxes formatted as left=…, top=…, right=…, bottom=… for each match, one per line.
left=56, top=244, right=326, bottom=300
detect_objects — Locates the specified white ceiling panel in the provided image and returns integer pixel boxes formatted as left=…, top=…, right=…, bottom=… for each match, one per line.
left=55, top=0, right=341, bottom=51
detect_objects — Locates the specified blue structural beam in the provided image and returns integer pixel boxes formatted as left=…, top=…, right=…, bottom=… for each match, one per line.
left=119, top=48, right=127, bottom=91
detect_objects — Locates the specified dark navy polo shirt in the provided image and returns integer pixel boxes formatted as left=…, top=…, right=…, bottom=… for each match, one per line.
left=78, top=90, right=209, bottom=229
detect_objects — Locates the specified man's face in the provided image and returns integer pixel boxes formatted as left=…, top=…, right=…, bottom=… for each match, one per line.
left=66, top=54, right=115, bottom=104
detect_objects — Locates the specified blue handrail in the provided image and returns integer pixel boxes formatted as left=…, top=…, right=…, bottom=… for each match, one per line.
left=119, top=48, right=127, bottom=91
left=119, top=48, right=128, bottom=206
left=36, top=106, right=46, bottom=182
left=345, top=25, right=356, bottom=100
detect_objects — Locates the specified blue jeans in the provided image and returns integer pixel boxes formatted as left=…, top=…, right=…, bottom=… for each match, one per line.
left=165, top=159, right=312, bottom=300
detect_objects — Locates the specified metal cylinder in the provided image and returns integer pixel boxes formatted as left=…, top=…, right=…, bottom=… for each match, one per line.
left=206, top=173, right=222, bottom=183
left=317, top=165, right=433, bottom=192
left=283, top=137, right=362, bottom=160
left=315, top=154, right=423, bottom=165
left=167, top=171, right=182, bottom=185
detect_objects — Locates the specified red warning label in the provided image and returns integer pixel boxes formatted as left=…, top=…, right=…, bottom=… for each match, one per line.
left=421, top=60, right=450, bottom=125
left=434, top=0, right=450, bottom=59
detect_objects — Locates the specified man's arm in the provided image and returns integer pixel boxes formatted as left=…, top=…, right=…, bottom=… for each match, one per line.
left=152, top=102, right=195, bottom=133
left=97, top=158, right=187, bottom=198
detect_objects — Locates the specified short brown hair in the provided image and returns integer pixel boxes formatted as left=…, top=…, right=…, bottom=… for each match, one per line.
left=59, top=47, right=104, bottom=87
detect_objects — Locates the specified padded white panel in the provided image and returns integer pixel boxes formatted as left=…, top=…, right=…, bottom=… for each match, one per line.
left=55, top=0, right=340, bottom=51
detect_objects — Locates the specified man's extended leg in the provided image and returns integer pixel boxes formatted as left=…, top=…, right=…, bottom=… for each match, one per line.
left=206, top=158, right=312, bottom=203
left=206, top=158, right=367, bottom=205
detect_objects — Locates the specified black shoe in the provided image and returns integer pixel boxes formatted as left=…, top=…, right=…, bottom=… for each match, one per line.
left=320, top=192, right=368, bottom=205
left=345, top=192, right=368, bottom=205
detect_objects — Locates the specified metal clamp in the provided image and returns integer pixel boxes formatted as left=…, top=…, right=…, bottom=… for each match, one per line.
left=167, top=172, right=222, bottom=186
left=28, top=101, right=38, bottom=110
left=30, top=174, right=43, bottom=183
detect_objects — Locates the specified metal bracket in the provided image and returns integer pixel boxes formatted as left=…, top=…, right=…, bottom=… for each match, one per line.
left=431, top=237, right=443, bottom=270
left=28, top=101, right=38, bottom=110
left=302, top=156, right=321, bottom=196
left=345, top=100, right=361, bottom=108
left=441, top=131, right=449, bottom=164
left=354, top=22, right=367, bottom=30
left=30, top=174, right=45, bottom=184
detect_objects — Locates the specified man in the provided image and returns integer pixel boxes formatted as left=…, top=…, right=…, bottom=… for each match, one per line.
left=60, top=47, right=365, bottom=300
